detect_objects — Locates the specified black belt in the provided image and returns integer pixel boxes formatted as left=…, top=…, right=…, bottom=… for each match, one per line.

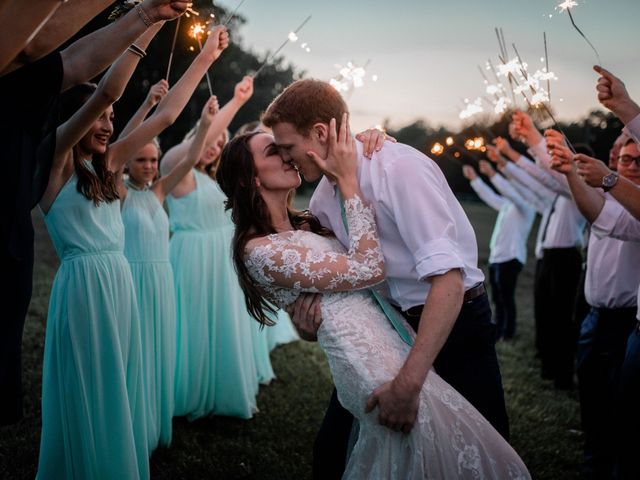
left=404, top=282, right=486, bottom=319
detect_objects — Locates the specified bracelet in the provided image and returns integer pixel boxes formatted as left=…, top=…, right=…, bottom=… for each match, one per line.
left=136, top=4, right=153, bottom=27
left=127, top=44, right=146, bottom=58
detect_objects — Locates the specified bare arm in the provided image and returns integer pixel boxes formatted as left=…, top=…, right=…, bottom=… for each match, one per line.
left=108, top=26, right=228, bottom=173
left=0, top=0, right=61, bottom=73
left=365, top=269, right=464, bottom=433
left=2, top=0, right=114, bottom=75
left=152, top=96, right=218, bottom=203
left=60, top=0, right=188, bottom=91
left=40, top=24, right=161, bottom=212
left=119, top=79, right=168, bottom=139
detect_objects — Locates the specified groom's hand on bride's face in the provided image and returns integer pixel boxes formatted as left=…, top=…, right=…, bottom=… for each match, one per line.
left=287, top=293, right=323, bottom=341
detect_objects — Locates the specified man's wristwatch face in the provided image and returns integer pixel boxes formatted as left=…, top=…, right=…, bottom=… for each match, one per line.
left=602, top=172, right=619, bottom=191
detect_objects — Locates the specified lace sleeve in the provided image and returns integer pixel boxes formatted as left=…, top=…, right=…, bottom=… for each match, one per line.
left=245, top=195, right=385, bottom=292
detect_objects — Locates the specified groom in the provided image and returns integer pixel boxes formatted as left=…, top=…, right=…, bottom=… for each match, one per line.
left=263, top=79, right=509, bottom=479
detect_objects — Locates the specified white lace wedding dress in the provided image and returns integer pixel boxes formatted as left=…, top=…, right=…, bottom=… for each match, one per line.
left=245, top=196, right=530, bottom=479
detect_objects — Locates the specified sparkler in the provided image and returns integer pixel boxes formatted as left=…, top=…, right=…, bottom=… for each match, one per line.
left=165, top=16, right=181, bottom=81
left=543, top=32, right=551, bottom=102
left=556, top=0, right=602, bottom=65
left=329, top=59, right=371, bottom=97
left=190, top=19, right=214, bottom=96
left=253, top=15, right=312, bottom=78
left=223, top=0, right=246, bottom=27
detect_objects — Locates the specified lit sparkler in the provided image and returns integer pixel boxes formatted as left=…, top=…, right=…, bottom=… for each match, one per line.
left=329, top=60, right=370, bottom=97
left=253, top=15, right=312, bottom=78
left=459, top=97, right=484, bottom=120
left=431, top=142, right=444, bottom=155
left=556, top=0, right=602, bottom=64
left=189, top=18, right=214, bottom=96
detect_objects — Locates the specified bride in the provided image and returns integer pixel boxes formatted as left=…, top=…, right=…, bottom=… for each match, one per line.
left=216, top=118, right=530, bottom=479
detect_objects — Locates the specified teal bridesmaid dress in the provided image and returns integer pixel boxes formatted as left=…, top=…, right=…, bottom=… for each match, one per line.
left=167, top=169, right=267, bottom=420
left=122, top=184, right=176, bottom=450
left=37, top=173, right=149, bottom=479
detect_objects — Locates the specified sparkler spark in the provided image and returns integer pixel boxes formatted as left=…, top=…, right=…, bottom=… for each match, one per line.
left=253, top=15, right=312, bottom=78
left=557, top=0, right=578, bottom=12
left=189, top=22, right=207, bottom=40
left=445, top=137, right=454, bottom=147
left=459, top=97, right=484, bottom=120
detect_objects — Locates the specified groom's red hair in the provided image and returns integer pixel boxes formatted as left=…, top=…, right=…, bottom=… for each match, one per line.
left=262, top=79, right=348, bottom=136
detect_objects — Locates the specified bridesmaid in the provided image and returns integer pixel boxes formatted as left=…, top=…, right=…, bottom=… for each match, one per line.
left=160, top=76, right=265, bottom=419
left=118, top=79, right=223, bottom=449
left=36, top=25, right=228, bottom=478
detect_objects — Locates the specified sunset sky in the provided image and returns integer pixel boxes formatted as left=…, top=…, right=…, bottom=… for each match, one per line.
left=231, top=0, right=640, bottom=131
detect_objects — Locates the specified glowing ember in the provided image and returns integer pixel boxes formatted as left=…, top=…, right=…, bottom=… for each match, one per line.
left=445, top=137, right=454, bottom=147
left=189, top=23, right=206, bottom=39
left=431, top=142, right=444, bottom=155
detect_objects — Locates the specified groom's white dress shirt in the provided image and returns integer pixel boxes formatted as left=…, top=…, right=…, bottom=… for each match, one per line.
left=310, top=141, right=484, bottom=311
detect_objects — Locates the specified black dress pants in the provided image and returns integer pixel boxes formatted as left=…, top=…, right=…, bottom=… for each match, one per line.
left=536, top=247, right=582, bottom=388
left=489, top=258, right=523, bottom=339
left=576, top=306, right=637, bottom=479
left=312, top=292, right=509, bottom=479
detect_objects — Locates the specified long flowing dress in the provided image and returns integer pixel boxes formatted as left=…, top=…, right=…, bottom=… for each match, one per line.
left=167, top=169, right=269, bottom=419
left=37, top=174, right=149, bottom=480
left=245, top=195, right=530, bottom=479
left=122, top=185, right=176, bottom=449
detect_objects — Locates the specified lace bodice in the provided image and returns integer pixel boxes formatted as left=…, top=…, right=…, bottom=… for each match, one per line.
left=244, top=196, right=384, bottom=307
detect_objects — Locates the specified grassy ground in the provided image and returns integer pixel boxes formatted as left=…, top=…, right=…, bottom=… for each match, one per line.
left=0, top=201, right=582, bottom=479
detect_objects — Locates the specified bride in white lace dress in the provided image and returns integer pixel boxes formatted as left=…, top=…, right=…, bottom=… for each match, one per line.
left=216, top=120, right=530, bottom=479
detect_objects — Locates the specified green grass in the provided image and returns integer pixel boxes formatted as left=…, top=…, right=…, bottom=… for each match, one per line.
left=0, top=201, right=582, bottom=479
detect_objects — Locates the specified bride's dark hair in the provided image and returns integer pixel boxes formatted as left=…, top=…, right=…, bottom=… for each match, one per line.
left=218, top=131, right=331, bottom=326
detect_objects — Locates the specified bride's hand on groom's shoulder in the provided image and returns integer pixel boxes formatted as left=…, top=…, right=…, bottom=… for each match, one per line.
left=365, top=376, right=420, bottom=434
left=355, top=127, right=396, bottom=159
left=306, top=112, right=358, bottom=188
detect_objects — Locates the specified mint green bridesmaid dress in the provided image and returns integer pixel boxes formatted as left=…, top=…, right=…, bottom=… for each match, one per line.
left=167, top=169, right=266, bottom=420
left=37, top=174, right=148, bottom=479
left=122, top=184, right=176, bottom=450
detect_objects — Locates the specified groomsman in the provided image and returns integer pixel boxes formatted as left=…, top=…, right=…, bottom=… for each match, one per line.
left=497, top=126, right=586, bottom=389
left=463, top=161, right=535, bottom=340
left=262, top=79, right=509, bottom=479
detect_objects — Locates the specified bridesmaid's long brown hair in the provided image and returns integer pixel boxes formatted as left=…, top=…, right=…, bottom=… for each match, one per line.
left=217, top=132, right=330, bottom=326
left=59, top=83, right=119, bottom=205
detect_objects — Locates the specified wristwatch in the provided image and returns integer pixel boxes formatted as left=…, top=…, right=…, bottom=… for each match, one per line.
left=602, top=172, right=619, bottom=192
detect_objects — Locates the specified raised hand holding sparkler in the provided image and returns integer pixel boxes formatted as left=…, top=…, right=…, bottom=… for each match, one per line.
left=191, top=24, right=229, bottom=95
left=544, top=129, right=575, bottom=174
left=593, top=66, right=640, bottom=124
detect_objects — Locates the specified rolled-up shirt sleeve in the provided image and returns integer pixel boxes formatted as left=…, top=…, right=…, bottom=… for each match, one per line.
left=592, top=198, right=640, bottom=242
left=623, top=113, right=640, bottom=145
left=380, top=155, right=466, bottom=281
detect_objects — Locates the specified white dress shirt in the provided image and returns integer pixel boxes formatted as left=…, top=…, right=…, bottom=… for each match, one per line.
left=592, top=199, right=640, bottom=318
left=623, top=113, right=640, bottom=144
left=470, top=175, right=535, bottom=265
left=310, top=141, right=485, bottom=310
left=526, top=139, right=572, bottom=198
left=504, top=157, right=585, bottom=256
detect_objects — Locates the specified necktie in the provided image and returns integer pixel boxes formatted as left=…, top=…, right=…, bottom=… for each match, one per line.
left=541, top=194, right=559, bottom=245
left=337, top=191, right=414, bottom=346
